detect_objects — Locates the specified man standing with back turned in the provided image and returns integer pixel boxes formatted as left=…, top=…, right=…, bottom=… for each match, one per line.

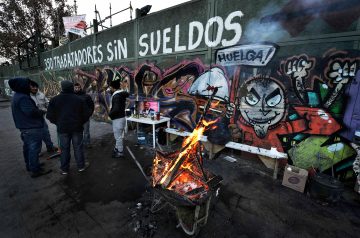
left=8, top=77, right=52, bottom=178
left=47, top=80, right=92, bottom=175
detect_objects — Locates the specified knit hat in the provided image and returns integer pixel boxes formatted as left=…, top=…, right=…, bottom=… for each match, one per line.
left=61, top=80, right=74, bottom=93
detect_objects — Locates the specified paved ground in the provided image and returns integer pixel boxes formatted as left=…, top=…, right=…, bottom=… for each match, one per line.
left=1, top=98, right=360, bottom=238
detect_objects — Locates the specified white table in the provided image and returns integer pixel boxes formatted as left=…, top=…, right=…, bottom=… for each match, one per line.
left=125, top=116, right=171, bottom=148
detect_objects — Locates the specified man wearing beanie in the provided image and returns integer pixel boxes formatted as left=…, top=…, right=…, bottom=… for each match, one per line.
left=47, top=80, right=93, bottom=175
left=8, top=77, right=52, bottom=178
left=108, top=79, right=129, bottom=158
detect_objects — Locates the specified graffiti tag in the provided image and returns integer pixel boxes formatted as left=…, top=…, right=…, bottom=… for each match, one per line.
left=216, top=44, right=277, bottom=67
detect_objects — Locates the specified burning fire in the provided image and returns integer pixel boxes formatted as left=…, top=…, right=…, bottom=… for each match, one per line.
left=152, top=118, right=218, bottom=201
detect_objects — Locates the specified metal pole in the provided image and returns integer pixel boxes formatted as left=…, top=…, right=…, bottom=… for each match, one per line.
left=110, top=3, right=112, bottom=27
left=74, top=0, right=78, bottom=15
left=95, top=5, right=97, bottom=21
left=130, top=1, right=133, bottom=20
left=126, top=146, right=150, bottom=183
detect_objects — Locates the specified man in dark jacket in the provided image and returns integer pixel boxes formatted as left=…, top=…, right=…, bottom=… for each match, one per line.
left=9, top=77, right=52, bottom=178
left=109, top=80, right=129, bottom=158
left=74, top=83, right=95, bottom=148
left=47, top=81, right=92, bottom=174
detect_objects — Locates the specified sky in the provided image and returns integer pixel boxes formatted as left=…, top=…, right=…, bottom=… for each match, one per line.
left=69, top=0, right=192, bottom=33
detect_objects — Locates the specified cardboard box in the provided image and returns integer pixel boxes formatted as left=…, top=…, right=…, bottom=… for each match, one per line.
left=282, top=165, right=308, bottom=193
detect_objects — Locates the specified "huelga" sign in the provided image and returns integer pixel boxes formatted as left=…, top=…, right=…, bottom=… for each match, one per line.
left=216, top=44, right=277, bottom=67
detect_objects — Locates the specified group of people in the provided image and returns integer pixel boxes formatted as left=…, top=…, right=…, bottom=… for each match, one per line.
left=9, top=77, right=129, bottom=178
left=9, top=78, right=94, bottom=177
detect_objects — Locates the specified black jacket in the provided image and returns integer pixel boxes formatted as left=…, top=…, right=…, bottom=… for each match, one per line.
left=46, top=87, right=92, bottom=133
left=9, top=77, right=44, bottom=130
left=109, top=90, right=129, bottom=120
left=75, top=90, right=95, bottom=115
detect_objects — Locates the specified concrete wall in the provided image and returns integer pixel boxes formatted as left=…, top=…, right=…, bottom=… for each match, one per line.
left=1, top=0, right=360, bottom=173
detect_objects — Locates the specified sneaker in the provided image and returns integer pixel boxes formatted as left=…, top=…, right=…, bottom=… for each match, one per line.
left=31, top=169, right=52, bottom=178
left=60, top=170, right=68, bottom=175
left=112, top=151, right=124, bottom=158
left=112, top=148, right=124, bottom=158
left=78, top=161, right=90, bottom=172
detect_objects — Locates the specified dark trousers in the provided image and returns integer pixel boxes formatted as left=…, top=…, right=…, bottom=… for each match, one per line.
left=42, top=120, right=54, bottom=149
left=20, top=128, right=43, bottom=172
left=59, top=132, right=85, bottom=171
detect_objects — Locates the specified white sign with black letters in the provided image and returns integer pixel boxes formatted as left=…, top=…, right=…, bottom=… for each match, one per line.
left=216, top=44, right=277, bottom=66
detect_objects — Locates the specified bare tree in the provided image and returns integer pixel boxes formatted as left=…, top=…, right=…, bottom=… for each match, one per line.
left=0, top=0, right=73, bottom=62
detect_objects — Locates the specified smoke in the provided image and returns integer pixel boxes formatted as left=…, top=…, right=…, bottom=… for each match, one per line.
left=243, top=3, right=289, bottom=43
left=243, top=0, right=328, bottom=43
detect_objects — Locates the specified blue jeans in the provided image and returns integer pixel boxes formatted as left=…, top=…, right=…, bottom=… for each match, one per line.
left=20, top=128, right=43, bottom=172
left=42, top=120, right=54, bottom=149
left=59, top=132, right=85, bottom=171
left=83, top=120, right=90, bottom=145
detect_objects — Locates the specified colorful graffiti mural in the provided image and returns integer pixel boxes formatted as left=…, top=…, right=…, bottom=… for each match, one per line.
left=39, top=46, right=360, bottom=174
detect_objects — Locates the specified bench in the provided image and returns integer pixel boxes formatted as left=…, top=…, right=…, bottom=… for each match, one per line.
left=165, top=128, right=288, bottom=179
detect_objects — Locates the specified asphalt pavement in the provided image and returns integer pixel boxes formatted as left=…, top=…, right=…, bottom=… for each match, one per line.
left=1, top=98, right=360, bottom=238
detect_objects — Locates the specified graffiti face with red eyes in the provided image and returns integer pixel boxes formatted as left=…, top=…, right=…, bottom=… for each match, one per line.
left=239, top=77, right=286, bottom=138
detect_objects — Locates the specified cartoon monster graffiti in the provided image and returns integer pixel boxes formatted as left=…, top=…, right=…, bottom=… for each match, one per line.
left=229, top=69, right=341, bottom=152
left=231, top=76, right=308, bottom=152
left=324, top=54, right=358, bottom=109
left=283, top=52, right=359, bottom=111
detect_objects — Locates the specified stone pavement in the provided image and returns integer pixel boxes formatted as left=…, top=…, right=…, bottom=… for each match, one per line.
left=1, top=99, right=360, bottom=238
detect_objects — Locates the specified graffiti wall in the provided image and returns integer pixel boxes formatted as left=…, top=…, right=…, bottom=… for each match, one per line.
left=1, top=0, right=360, bottom=174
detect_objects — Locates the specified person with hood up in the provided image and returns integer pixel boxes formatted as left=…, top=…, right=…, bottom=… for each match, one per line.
left=108, top=79, right=129, bottom=158
left=74, top=82, right=95, bottom=148
left=46, top=81, right=93, bottom=175
left=29, top=80, right=58, bottom=153
left=8, top=77, right=52, bottom=178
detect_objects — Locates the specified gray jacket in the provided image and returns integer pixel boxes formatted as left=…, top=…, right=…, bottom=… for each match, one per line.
left=30, top=91, right=49, bottom=111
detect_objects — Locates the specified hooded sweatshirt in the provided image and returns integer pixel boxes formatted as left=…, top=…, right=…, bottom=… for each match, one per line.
left=9, top=77, right=44, bottom=130
left=47, top=81, right=93, bottom=133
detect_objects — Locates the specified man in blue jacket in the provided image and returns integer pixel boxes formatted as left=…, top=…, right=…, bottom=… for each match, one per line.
left=47, top=81, right=93, bottom=175
left=9, top=77, right=52, bottom=178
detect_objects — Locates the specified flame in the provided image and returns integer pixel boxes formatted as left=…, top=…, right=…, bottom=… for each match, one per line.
left=152, top=117, right=219, bottom=201
left=159, top=118, right=217, bottom=186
